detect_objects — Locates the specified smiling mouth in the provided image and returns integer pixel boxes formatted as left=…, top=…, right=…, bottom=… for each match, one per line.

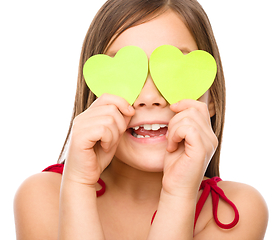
left=128, top=123, right=168, bottom=139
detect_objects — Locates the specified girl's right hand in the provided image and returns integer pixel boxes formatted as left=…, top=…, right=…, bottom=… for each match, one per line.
left=63, top=93, right=135, bottom=186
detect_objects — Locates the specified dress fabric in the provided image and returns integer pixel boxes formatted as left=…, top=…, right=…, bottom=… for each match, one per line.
left=42, top=163, right=239, bottom=229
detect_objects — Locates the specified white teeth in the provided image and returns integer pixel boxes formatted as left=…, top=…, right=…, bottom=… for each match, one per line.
left=152, top=124, right=160, bottom=131
left=133, top=133, right=164, bottom=138
left=132, top=124, right=168, bottom=131
left=143, top=124, right=152, bottom=130
left=131, top=124, right=168, bottom=139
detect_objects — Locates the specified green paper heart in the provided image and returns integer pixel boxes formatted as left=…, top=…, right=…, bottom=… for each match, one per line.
left=149, top=45, right=217, bottom=104
left=83, top=46, right=148, bottom=105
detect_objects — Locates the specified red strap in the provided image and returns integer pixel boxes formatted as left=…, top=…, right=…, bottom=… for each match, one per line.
left=42, top=164, right=106, bottom=197
left=152, top=177, right=239, bottom=229
left=194, top=177, right=239, bottom=229
left=42, top=163, right=64, bottom=174
left=151, top=210, right=157, bottom=225
left=96, top=178, right=106, bottom=197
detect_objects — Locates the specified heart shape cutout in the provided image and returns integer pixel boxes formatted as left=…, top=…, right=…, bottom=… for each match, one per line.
left=83, top=46, right=148, bottom=105
left=149, top=45, right=217, bottom=104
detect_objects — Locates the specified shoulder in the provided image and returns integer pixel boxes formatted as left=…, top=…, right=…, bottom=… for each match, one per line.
left=195, top=180, right=268, bottom=240
left=14, top=172, right=62, bottom=240
left=218, top=180, right=268, bottom=222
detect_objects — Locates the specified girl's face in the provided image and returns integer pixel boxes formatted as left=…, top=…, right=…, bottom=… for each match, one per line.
left=106, top=10, right=213, bottom=172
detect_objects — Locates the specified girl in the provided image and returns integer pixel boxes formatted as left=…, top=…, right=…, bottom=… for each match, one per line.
left=14, top=0, right=268, bottom=239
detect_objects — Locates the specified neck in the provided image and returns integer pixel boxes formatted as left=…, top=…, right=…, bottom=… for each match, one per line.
left=101, top=158, right=163, bottom=202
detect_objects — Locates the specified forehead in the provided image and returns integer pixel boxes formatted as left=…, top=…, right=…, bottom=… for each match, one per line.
left=106, top=10, right=198, bottom=58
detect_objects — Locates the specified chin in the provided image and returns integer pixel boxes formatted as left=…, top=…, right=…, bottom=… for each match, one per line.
left=114, top=145, right=166, bottom=173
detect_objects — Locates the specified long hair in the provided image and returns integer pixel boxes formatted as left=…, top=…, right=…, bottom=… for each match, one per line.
left=58, top=0, right=226, bottom=178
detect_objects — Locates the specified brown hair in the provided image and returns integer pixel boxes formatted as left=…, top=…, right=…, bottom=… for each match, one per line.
left=58, top=0, right=226, bottom=178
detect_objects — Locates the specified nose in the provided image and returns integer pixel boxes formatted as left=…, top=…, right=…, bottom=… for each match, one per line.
left=133, top=75, right=168, bottom=109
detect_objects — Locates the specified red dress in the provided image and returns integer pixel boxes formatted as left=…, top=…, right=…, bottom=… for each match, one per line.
left=43, top=164, right=239, bottom=229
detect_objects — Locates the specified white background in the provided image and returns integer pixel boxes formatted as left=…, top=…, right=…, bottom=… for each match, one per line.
left=1, top=0, right=276, bottom=239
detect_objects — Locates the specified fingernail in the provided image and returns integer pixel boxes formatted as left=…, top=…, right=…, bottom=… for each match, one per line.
left=166, top=130, right=169, bottom=138
left=128, top=105, right=134, bottom=112
left=171, top=101, right=179, bottom=107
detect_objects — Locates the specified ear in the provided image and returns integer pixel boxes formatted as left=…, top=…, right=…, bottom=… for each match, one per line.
left=208, top=94, right=216, bottom=118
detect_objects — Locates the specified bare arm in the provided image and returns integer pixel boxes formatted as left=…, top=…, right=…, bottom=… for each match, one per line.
left=147, top=100, right=268, bottom=240
left=147, top=100, right=217, bottom=240
left=57, top=94, right=134, bottom=239
left=148, top=190, right=196, bottom=240
left=58, top=177, right=105, bottom=240
left=58, top=94, right=134, bottom=239
left=14, top=94, right=134, bottom=240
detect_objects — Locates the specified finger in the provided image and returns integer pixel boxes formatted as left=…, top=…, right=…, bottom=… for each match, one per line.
left=167, top=123, right=204, bottom=154
left=76, top=116, right=120, bottom=152
left=91, top=93, right=135, bottom=117
left=167, top=117, right=202, bottom=152
left=167, top=115, right=216, bottom=152
left=170, top=99, right=211, bottom=123
left=168, top=107, right=213, bottom=139
left=97, top=126, right=114, bottom=152
left=85, top=104, right=129, bottom=135
left=167, top=118, right=218, bottom=162
left=94, top=116, right=121, bottom=151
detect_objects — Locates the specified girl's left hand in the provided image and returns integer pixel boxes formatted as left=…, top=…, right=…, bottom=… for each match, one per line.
left=162, top=99, right=218, bottom=199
